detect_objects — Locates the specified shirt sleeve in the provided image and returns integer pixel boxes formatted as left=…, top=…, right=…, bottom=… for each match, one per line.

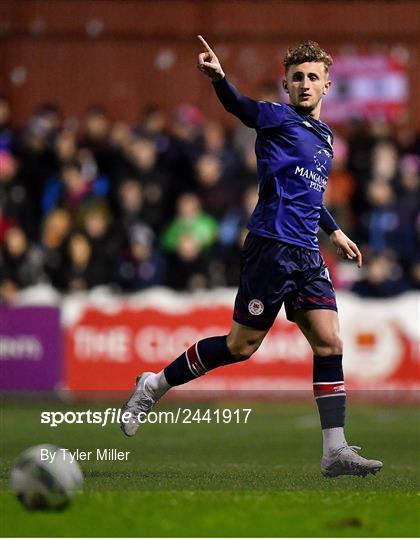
left=319, top=204, right=339, bottom=235
left=212, top=77, right=286, bottom=130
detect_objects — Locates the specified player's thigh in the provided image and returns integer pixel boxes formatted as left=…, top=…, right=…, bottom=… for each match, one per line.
left=294, top=309, right=342, bottom=355
left=233, top=234, right=294, bottom=330
left=227, top=320, right=269, bottom=359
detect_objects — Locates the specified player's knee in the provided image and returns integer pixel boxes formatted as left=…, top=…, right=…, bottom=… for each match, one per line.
left=312, top=332, right=343, bottom=356
left=226, top=336, right=260, bottom=361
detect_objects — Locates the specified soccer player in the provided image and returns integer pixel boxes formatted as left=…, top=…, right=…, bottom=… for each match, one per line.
left=121, top=36, right=383, bottom=477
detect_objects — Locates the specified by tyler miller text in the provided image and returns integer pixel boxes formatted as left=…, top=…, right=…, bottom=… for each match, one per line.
left=40, top=447, right=130, bottom=463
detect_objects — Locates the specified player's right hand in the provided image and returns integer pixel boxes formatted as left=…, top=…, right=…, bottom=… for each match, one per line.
left=197, top=35, right=225, bottom=82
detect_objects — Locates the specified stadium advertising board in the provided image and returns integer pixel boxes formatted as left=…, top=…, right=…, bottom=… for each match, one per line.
left=280, top=51, right=409, bottom=123
left=319, top=51, right=408, bottom=122
left=0, top=306, right=61, bottom=390
left=63, top=291, right=419, bottom=393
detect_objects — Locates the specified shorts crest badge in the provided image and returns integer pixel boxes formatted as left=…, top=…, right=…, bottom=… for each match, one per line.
left=248, top=299, right=264, bottom=316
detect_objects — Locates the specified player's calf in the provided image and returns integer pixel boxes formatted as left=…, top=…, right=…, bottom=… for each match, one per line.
left=120, top=335, right=247, bottom=437
left=313, top=354, right=383, bottom=477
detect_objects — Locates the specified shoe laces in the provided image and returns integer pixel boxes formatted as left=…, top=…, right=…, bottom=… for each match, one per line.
left=337, top=444, right=361, bottom=456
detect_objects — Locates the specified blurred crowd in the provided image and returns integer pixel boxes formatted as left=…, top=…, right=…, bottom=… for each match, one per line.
left=0, top=86, right=419, bottom=303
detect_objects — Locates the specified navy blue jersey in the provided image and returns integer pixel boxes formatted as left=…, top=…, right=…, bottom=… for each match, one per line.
left=213, top=77, right=339, bottom=250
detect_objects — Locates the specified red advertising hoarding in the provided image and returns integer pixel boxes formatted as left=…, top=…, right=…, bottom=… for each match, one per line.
left=63, top=291, right=419, bottom=393
left=323, top=52, right=408, bottom=123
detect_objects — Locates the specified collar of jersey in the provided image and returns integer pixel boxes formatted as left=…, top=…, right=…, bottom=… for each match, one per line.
left=286, top=105, right=333, bottom=150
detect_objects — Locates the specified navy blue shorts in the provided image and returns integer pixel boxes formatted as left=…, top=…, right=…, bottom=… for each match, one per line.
left=233, top=232, right=337, bottom=330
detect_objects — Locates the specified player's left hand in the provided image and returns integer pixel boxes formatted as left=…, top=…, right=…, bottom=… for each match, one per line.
left=329, top=229, right=362, bottom=268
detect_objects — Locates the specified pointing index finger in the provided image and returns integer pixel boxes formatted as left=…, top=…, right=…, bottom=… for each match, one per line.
left=197, top=35, right=214, bottom=54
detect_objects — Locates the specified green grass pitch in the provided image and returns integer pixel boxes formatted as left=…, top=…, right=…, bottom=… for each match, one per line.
left=1, top=398, right=419, bottom=537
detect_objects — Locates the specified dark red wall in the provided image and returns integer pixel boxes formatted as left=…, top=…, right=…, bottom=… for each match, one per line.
left=1, top=0, right=419, bottom=127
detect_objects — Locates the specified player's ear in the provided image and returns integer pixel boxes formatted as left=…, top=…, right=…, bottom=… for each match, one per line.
left=282, top=79, right=288, bottom=93
left=323, top=79, right=332, bottom=95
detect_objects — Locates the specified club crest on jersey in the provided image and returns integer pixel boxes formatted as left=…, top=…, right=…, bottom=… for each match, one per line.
left=314, top=148, right=332, bottom=174
left=248, top=299, right=264, bottom=316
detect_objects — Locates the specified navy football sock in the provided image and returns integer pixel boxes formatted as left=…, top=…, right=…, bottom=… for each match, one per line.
left=313, top=354, right=346, bottom=429
left=164, top=335, right=239, bottom=387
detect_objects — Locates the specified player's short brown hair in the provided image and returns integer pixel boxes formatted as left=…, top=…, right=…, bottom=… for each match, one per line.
left=283, top=40, right=333, bottom=72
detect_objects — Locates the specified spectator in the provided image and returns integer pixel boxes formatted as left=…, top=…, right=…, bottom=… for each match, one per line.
left=110, top=121, right=132, bottom=154
left=323, top=136, right=356, bottom=236
left=108, top=121, right=133, bottom=205
left=0, top=226, right=45, bottom=302
left=117, top=224, right=165, bottom=291
left=218, top=185, right=258, bottom=247
left=165, top=104, right=204, bottom=198
left=395, top=116, right=420, bottom=156
left=162, top=193, right=218, bottom=252
left=200, top=120, right=237, bottom=174
left=233, top=142, right=258, bottom=195
left=78, top=201, right=121, bottom=283
left=406, top=259, right=420, bottom=290
left=0, top=95, right=14, bottom=151
left=351, top=253, right=408, bottom=298
left=41, top=208, right=72, bottom=291
left=54, top=129, right=78, bottom=169
left=0, top=150, right=36, bottom=238
left=42, top=160, right=108, bottom=215
left=394, top=154, right=420, bottom=266
left=116, top=178, right=146, bottom=229
left=116, top=135, right=170, bottom=232
left=194, top=153, right=236, bottom=220
left=17, top=118, right=55, bottom=210
left=371, top=140, right=399, bottom=183
left=358, top=180, right=399, bottom=255
left=33, top=102, right=62, bottom=142
left=135, top=104, right=170, bottom=158
left=0, top=206, right=15, bottom=245
left=346, top=119, right=375, bottom=214
left=16, top=104, right=60, bottom=224
left=64, top=233, right=95, bottom=292
left=79, top=106, right=118, bottom=179
left=165, top=233, right=210, bottom=291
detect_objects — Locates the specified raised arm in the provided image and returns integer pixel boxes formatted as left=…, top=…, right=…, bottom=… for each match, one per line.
left=197, top=35, right=260, bottom=128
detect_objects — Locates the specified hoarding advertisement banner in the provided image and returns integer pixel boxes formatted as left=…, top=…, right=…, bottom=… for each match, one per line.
left=0, top=306, right=61, bottom=390
left=64, top=292, right=419, bottom=392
